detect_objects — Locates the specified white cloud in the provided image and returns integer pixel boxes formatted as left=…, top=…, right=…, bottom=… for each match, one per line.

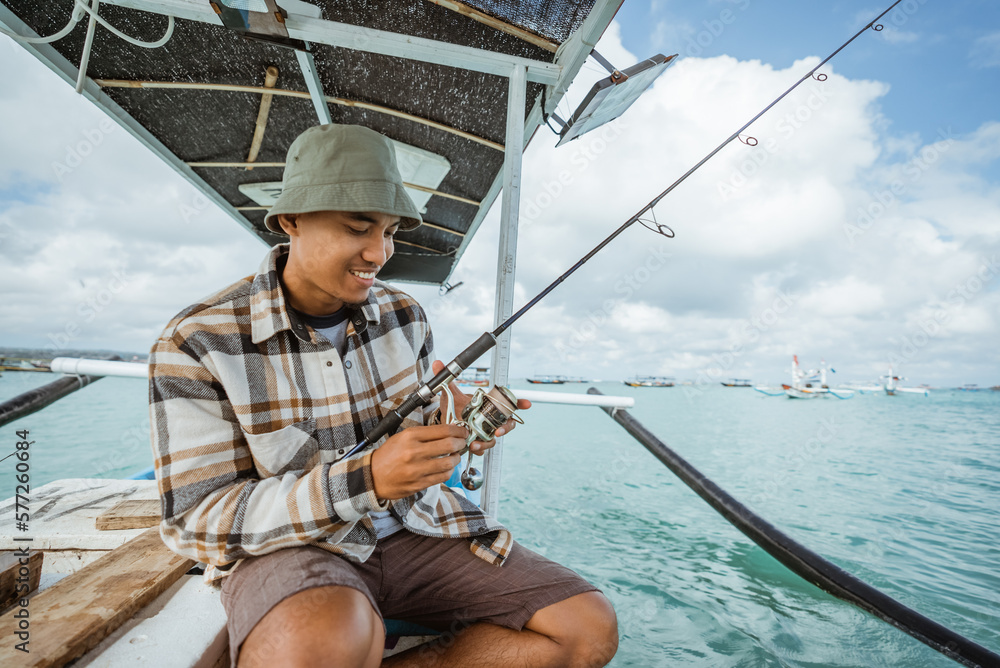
left=799, top=277, right=884, bottom=318
left=411, top=27, right=1000, bottom=386
left=970, top=31, right=1000, bottom=69
left=879, top=29, right=920, bottom=45
left=0, top=37, right=263, bottom=354
left=1, top=22, right=998, bottom=386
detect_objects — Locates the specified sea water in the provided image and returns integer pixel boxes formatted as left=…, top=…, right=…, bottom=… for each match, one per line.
left=1, top=371, right=997, bottom=667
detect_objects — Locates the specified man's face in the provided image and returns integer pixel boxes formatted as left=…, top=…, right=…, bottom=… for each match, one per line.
left=279, top=210, right=400, bottom=315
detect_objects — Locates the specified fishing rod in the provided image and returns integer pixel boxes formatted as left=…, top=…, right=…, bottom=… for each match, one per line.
left=346, top=0, right=906, bottom=457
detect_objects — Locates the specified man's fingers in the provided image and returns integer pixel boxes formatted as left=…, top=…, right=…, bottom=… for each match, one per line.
left=412, top=424, right=468, bottom=442
left=469, top=439, right=495, bottom=455
left=415, top=435, right=467, bottom=460
left=414, top=453, right=462, bottom=489
left=436, top=453, right=462, bottom=474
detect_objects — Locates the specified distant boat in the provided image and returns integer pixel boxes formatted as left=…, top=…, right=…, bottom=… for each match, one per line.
left=782, top=356, right=854, bottom=399
left=958, top=384, right=981, bottom=392
left=721, top=378, right=752, bottom=387
left=526, top=375, right=565, bottom=384
left=456, top=367, right=490, bottom=387
left=0, top=357, right=51, bottom=372
left=783, top=386, right=855, bottom=400
left=882, top=365, right=929, bottom=396
left=624, top=376, right=675, bottom=387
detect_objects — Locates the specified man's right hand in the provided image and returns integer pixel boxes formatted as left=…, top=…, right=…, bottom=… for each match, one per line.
left=370, top=424, right=468, bottom=500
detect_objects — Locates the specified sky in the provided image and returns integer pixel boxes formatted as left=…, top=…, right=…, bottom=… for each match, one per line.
left=1, top=0, right=998, bottom=387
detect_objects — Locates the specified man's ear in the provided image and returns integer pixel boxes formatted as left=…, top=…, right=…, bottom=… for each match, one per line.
left=277, top=213, right=299, bottom=236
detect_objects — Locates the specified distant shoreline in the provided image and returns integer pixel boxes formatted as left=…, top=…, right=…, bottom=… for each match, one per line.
left=0, top=347, right=148, bottom=363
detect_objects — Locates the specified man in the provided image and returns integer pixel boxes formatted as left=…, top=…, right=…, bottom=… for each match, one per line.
left=149, top=124, right=618, bottom=668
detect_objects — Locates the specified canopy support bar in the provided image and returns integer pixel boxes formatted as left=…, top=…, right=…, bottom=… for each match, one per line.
left=482, top=63, right=526, bottom=518
left=423, top=0, right=559, bottom=53
left=97, top=0, right=561, bottom=84
left=295, top=46, right=332, bottom=124
left=95, top=79, right=504, bottom=151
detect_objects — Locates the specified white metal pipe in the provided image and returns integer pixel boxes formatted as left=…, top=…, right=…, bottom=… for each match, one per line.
left=511, top=389, right=634, bottom=409
left=50, top=357, right=149, bottom=379
left=482, top=63, right=527, bottom=518
left=75, top=0, right=99, bottom=94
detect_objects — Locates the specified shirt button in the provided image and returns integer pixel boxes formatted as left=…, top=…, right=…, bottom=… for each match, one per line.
left=326, top=361, right=333, bottom=367
left=345, top=360, right=352, bottom=369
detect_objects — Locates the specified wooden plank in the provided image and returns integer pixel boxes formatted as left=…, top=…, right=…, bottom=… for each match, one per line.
left=0, top=550, right=43, bottom=611
left=0, top=527, right=193, bottom=667
left=0, top=479, right=158, bottom=554
left=95, top=499, right=161, bottom=531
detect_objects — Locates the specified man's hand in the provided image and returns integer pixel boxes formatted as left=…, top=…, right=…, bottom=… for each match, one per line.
left=433, top=360, right=531, bottom=456
left=371, top=424, right=468, bottom=500
left=370, top=362, right=533, bottom=501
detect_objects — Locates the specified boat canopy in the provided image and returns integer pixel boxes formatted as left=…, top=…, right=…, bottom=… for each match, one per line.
left=1, top=0, right=622, bottom=285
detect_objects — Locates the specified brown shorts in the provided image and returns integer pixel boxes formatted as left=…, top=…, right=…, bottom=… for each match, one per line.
left=219, top=530, right=599, bottom=666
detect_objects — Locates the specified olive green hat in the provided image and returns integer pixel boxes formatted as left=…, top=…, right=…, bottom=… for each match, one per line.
left=265, top=124, right=422, bottom=234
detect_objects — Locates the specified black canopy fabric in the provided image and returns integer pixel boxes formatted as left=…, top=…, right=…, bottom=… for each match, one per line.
left=3, top=0, right=605, bottom=284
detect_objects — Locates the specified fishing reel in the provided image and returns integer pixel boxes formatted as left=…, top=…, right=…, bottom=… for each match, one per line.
left=448, top=385, right=523, bottom=491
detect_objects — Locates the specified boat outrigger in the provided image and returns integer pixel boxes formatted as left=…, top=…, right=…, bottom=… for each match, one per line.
left=623, top=375, right=675, bottom=387
left=882, top=365, right=930, bottom=396
left=526, top=375, right=566, bottom=384
left=782, top=355, right=854, bottom=400
left=455, top=366, right=490, bottom=387
left=1, top=0, right=997, bottom=666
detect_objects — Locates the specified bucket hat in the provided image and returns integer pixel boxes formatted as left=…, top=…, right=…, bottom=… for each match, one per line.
left=265, top=124, right=422, bottom=234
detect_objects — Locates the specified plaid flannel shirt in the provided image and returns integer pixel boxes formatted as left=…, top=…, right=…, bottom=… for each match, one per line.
left=149, top=244, right=512, bottom=583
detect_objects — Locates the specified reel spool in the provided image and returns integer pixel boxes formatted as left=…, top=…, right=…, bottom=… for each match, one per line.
left=455, top=385, right=523, bottom=490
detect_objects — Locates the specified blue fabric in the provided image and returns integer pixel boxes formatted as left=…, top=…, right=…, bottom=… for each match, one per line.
left=127, top=465, right=156, bottom=480
left=385, top=618, right=440, bottom=636
left=444, top=463, right=481, bottom=506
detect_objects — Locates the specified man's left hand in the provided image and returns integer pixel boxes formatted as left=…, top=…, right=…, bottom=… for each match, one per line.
left=432, top=360, right=531, bottom=455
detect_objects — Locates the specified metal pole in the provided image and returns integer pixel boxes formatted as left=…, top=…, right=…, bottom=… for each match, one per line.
left=295, top=45, right=333, bottom=124
left=75, top=0, right=99, bottom=93
left=482, top=63, right=526, bottom=518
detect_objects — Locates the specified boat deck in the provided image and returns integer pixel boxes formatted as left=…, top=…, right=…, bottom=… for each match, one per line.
left=0, top=479, right=432, bottom=667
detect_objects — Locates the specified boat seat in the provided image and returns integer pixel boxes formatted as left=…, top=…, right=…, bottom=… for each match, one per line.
left=0, top=479, right=443, bottom=666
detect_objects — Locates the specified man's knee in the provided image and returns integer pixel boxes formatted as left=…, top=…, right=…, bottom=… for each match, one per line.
left=528, top=591, right=619, bottom=668
left=570, top=592, right=618, bottom=667
left=239, top=585, right=384, bottom=668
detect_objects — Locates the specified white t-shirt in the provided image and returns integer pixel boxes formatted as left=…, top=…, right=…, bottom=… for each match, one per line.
left=297, top=306, right=404, bottom=539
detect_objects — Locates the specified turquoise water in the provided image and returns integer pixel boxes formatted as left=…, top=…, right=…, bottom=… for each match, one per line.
left=1, top=372, right=997, bottom=667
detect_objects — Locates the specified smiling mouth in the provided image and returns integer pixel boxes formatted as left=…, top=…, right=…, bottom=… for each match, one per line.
left=350, top=269, right=378, bottom=280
